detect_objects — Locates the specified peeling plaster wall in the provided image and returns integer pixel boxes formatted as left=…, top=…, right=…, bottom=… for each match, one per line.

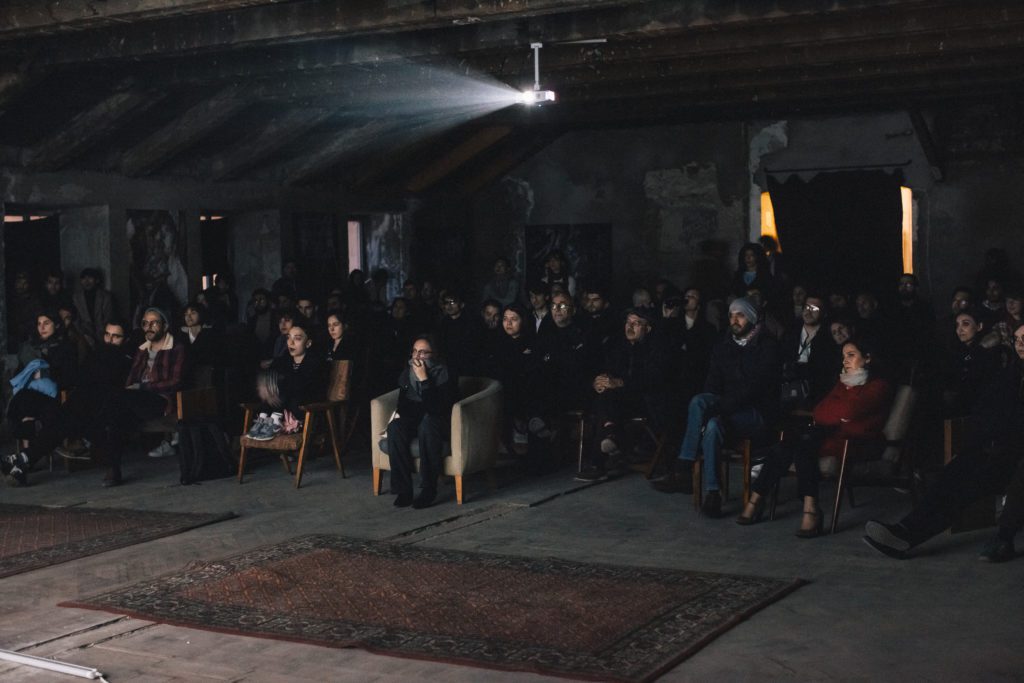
left=466, top=123, right=748, bottom=302
left=232, top=210, right=283, bottom=306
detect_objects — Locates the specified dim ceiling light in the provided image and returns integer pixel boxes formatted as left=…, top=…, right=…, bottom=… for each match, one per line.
left=521, top=43, right=557, bottom=106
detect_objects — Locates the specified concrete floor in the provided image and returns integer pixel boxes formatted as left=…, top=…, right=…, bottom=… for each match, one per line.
left=0, top=444, right=1021, bottom=682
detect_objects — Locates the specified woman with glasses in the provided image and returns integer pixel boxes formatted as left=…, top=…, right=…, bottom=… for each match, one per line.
left=383, top=334, right=456, bottom=509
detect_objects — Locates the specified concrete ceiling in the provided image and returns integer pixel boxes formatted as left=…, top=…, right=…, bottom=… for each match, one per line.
left=0, top=0, right=1021, bottom=197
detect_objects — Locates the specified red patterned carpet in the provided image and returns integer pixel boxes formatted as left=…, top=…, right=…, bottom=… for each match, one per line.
left=64, top=535, right=805, bottom=682
left=0, top=504, right=236, bottom=578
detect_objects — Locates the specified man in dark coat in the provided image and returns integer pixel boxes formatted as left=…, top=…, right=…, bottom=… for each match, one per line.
left=654, top=297, right=780, bottom=517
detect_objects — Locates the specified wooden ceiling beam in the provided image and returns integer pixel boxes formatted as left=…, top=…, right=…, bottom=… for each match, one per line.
left=22, top=84, right=165, bottom=170
left=203, top=107, right=332, bottom=180
left=120, top=85, right=248, bottom=177
left=0, top=1, right=287, bottom=39
left=406, top=125, right=513, bottom=192
left=276, top=119, right=396, bottom=186
left=4, top=0, right=648, bottom=65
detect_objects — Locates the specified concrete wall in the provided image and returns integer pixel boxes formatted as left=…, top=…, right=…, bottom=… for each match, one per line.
left=462, top=123, right=748, bottom=303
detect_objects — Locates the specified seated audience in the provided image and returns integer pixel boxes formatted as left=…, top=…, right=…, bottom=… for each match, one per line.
left=542, top=250, right=576, bottom=297
left=481, top=257, right=521, bottom=307
left=527, top=280, right=555, bottom=338
left=247, top=318, right=326, bottom=442
left=536, top=290, right=590, bottom=412
left=579, top=282, right=617, bottom=357
left=780, top=293, right=837, bottom=409
left=864, top=323, right=1024, bottom=560
left=653, top=297, right=780, bottom=517
left=3, top=321, right=133, bottom=487
left=738, top=338, right=892, bottom=537
left=577, top=308, right=671, bottom=481
left=478, top=299, right=504, bottom=379
left=940, top=307, right=998, bottom=417
left=730, top=242, right=775, bottom=300
left=437, top=287, right=482, bottom=378
left=659, top=286, right=717, bottom=405
left=384, top=334, right=456, bottom=509
left=497, top=303, right=549, bottom=469
left=940, top=285, right=974, bottom=352
left=829, top=315, right=856, bottom=347
left=181, top=302, right=223, bottom=369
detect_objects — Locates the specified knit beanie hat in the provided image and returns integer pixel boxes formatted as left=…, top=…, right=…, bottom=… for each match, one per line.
left=728, top=297, right=759, bottom=326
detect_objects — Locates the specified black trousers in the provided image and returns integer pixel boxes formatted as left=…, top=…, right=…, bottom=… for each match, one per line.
left=386, top=412, right=447, bottom=497
left=750, top=427, right=827, bottom=501
left=998, top=457, right=1024, bottom=541
left=901, top=445, right=1023, bottom=546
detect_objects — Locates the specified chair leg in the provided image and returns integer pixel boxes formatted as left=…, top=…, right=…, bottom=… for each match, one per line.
left=831, top=442, right=851, bottom=534
left=294, top=415, right=314, bottom=489
left=237, top=443, right=248, bottom=483
left=768, top=479, right=779, bottom=521
left=644, top=426, right=664, bottom=480
left=575, top=414, right=585, bottom=473
left=693, top=460, right=703, bottom=511
left=847, top=486, right=857, bottom=509
left=372, top=467, right=381, bottom=495
left=742, top=440, right=752, bottom=507
left=324, top=409, right=346, bottom=478
left=455, top=475, right=464, bottom=504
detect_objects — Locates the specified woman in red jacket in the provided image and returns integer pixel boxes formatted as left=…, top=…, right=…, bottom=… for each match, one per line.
left=737, top=338, right=893, bottom=537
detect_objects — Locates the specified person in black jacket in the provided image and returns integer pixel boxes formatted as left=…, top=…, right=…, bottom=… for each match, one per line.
left=659, top=286, right=718, bottom=407
left=654, top=297, right=780, bottom=517
left=940, top=307, right=999, bottom=417
left=780, top=293, right=838, bottom=409
left=577, top=308, right=672, bottom=480
left=436, top=287, right=481, bottom=378
left=385, top=334, right=457, bottom=509
left=3, top=321, right=131, bottom=487
left=864, top=322, right=1024, bottom=560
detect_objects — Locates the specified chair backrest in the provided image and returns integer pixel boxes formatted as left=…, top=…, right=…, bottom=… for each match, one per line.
left=327, top=360, right=352, bottom=402
left=881, top=384, right=916, bottom=462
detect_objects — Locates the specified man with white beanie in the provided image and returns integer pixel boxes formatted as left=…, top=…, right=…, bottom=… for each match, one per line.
left=653, top=297, right=780, bottom=517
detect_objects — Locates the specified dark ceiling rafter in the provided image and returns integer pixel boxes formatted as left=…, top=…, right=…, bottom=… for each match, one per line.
left=0, top=0, right=1020, bottom=192
left=0, top=1, right=289, bottom=39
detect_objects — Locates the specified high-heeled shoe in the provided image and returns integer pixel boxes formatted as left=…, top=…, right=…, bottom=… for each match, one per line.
left=795, top=508, right=824, bottom=538
left=735, top=497, right=766, bottom=526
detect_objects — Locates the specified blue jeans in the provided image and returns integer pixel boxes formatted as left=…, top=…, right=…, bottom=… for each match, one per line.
left=677, top=392, right=765, bottom=493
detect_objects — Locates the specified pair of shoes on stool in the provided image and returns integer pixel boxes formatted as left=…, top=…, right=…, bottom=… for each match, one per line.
left=651, top=467, right=693, bottom=494
left=863, top=520, right=912, bottom=559
left=978, top=535, right=1016, bottom=563
left=246, top=413, right=283, bottom=441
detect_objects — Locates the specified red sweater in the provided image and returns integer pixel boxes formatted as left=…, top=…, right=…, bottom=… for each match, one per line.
left=812, top=377, right=893, bottom=459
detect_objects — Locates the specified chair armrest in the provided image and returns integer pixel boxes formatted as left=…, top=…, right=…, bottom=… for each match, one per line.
left=370, top=388, right=400, bottom=468
left=300, top=400, right=343, bottom=413
left=450, top=380, right=503, bottom=476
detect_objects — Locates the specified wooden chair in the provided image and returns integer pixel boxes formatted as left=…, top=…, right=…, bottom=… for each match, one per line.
left=692, top=438, right=752, bottom=511
left=139, top=365, right=218, bottom=435
left=237, top=360, right=350, bottom=488
left=943, top=415, right=998, bottom=533
left=826, top=384, right=917, bottom=534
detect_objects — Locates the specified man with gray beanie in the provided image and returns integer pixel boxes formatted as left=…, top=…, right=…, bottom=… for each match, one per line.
left=653, top=297, right=780, bottom=517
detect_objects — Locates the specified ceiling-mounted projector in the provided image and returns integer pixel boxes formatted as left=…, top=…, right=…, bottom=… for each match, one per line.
left=521, top=42, right=557, bottom=106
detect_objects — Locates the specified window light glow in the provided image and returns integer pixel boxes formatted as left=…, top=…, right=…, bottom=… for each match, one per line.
left=760, top=192, right=779, bottom=250
left=901, top=186, right=913, bottom=274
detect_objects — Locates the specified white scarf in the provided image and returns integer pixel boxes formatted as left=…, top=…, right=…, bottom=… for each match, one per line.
left=840, top=368, right=868, bottom=387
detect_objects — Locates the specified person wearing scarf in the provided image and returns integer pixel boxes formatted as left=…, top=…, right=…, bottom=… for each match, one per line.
left=653, top=297, right=780, bottom=518
left=737, top=337, right=892, bottom=536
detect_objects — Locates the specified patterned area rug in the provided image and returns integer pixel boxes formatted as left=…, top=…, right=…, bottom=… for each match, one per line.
left=0, top=504, right=236, bottom=579
left=63, top=535, right=804, bottom=682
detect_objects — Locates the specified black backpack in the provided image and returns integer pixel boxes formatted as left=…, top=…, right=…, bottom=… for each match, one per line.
left=177, top=420, right=234, bottom=485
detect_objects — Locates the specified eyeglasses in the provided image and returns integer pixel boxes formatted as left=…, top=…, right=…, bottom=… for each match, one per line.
left=625, top=320, right=649, bottom=329
left=551, top=303, right=571, bottom=311
left=1014, top=336, right=1024, bottom=346
left=412, top=349, right=433, bottom=356
left=140, top=320, right=164, bottom=328
left=442, top=298, right=458, bottom=306
left=804, top=304, right=821, bottom=312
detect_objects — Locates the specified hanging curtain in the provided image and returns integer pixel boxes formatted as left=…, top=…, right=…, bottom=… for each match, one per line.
left=766, top=169, right=904, bottom=300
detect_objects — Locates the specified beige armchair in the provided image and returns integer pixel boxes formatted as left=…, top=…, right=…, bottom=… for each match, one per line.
left=371, top=376, right=502, bottom=504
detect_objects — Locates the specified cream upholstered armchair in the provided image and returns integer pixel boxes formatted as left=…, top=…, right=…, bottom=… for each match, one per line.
left=371, top=376, right=502, bottom=504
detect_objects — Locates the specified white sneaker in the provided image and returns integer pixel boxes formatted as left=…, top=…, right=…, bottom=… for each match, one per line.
left=147, top=441, right=176, bottom=458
